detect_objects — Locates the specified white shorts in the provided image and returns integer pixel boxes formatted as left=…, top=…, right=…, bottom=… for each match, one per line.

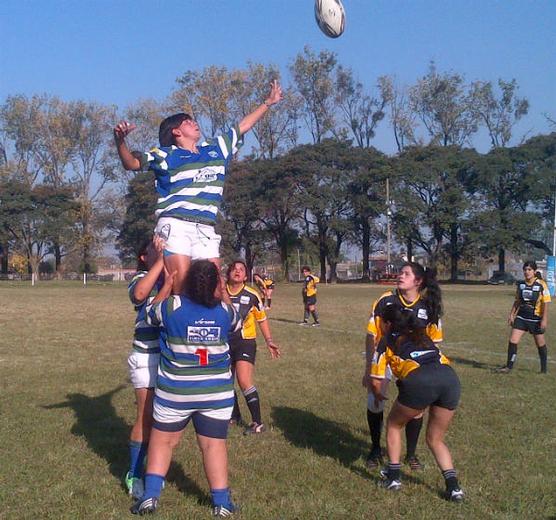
left=127, top=351, right=159, bottom=389
left=155, top=217, right=221, bottom=259
left=153, top=401, right=233, bottom=425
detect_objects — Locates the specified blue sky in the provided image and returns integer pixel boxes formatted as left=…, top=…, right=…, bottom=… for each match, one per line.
left=1, top=0, right=555, bottom=153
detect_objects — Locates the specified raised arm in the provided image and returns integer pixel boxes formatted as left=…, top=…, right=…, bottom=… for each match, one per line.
left=238, top=80, right=283, bottom=135
left=114, top=121, right=142, bottom=171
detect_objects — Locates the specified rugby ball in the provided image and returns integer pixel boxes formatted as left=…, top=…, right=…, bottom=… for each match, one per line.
left=315, top=0, right=346, bottom=38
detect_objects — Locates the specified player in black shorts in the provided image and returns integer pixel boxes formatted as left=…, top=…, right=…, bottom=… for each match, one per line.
left=299, top=266, right=320, bottom=326
left=496, top=261, right=551, bottom=373
left=226, top=261, right=281, bottom=434
left=371, top=304, right=463, bottom=502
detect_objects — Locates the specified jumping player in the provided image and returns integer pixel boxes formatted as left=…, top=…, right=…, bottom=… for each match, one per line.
left=226, top=261, right=281, bottom=434
left=363, top=262, right=443, bottom=470
left=114, top=80, right=283, bottom=294
left=299, top=266, right=320, bottom=326
left=371, top=304, right=463, bottom=502
left=124, top=235, right=165, bottom=499
left=130, top=261, right=241, bottom=517
left=496, top=261, right=551, bottom=373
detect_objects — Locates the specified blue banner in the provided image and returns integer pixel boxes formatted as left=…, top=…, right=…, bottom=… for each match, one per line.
left=547, top=256, right=555, bottom=297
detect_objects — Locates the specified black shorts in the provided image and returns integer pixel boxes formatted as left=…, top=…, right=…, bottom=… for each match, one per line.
left=397, top=364, right=460, bottom=410
left=303, top=294, right=317, bottom=306
left=229, top=338, right=257, bottom=364
left=513, top=316, right=545, bottom=335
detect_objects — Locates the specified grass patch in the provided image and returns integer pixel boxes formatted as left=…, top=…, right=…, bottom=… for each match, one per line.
left=1, top=282, right=554, bottom=519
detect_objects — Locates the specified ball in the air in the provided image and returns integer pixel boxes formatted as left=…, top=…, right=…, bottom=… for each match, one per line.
left=314, top=0, right=346, bottom=38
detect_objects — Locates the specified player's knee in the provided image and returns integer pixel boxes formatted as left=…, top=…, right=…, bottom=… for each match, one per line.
left=367, top=393, right=385, bottom=413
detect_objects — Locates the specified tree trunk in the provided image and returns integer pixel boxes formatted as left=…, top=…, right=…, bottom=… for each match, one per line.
left=361, top=220, right=370, bottom=280
left=450, top=223, right=458, bottom=282
left=319, top=247, right=327, bottom=282
left=0, top=242, right=8, bottom=274
left=54, top=241, right=63, bottom=278
left=406, top=237, right=413, bottom=263
left=498, top=248, right=505, bottom=272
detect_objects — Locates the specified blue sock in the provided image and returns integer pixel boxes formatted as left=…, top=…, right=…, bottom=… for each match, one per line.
left=211, top=488, right=233, bottom=509
left=129, top=441, right=148, bottom=478
left=143, top=473, right=165, bottom=500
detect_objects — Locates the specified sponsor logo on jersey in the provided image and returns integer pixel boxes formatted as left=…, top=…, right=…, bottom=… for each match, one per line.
left=194, top=167, right=219, bottom=183
left=417, top=308, right=428, bottom=320
left=410, top=350, right=437, bottom=359
left=208, top=151, right=219, bottom=158
left=187, top=326, right=221, bottom=342
left=533, top=286, right=540, bottom=291
left=240, top=295, right=251, bottom=305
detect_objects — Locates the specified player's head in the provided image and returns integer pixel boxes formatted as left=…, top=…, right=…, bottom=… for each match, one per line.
left=301, top=265, right=311, bottom=275
left=523, top=261, right=537, bottom=280
left=227, top=260, right=248, bottom=283
left=399, top=262, right=442, bottom=324
left=158, top=113, right=199, bottom=146
left=184, top=260, right=220, bottom=308
left=136, top=240, right=158, bottom=271
left=382, top=303, right=428, bottom=347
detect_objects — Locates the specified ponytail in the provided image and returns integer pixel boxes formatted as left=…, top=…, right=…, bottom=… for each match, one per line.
left=403, top=262, right=442, bottom=324
left=184, top=260, right=220, bottom=308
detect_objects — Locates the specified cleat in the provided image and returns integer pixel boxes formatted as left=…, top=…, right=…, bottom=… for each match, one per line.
left=381, top=477, right=402, bottom=491
left=447, top=487, right=464, bottom=502
left=311, top=322, right=320, bottom=327
left=243, top=422, right=266, bottom=435
left=229, top=417, right=242, bottom=427
left=493, top=366, right=511, bottom=374
left=298, top=321, right=309, bottom=326
left=130, top=496, right=158, bottom=515
left=124, top=471, right=144, bottom=500
left=404, top=455, right=424, bottom=471
left=212, top=504, right=238, bottom=517
left=365, top=449, right=383, bottom=469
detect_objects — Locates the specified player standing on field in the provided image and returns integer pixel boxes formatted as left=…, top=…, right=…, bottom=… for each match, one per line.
left=363, top=262, right=443, bottom=470
left=496, top=260, right=551, bottom=373
left=299, top=266, right=320, bottom=326
left=114, top=80, right=283, bottom=294
left=226, top=261, right=281, bottom=434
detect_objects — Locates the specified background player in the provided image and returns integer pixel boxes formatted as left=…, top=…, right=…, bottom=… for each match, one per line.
left=371, top=304, right=463, bottom=502
left=124, top=235, right=165, bottom=499
left=131, top=261, right=241, bottom=517
left=226, top=261, right=281, bottom=434
left=497, top=260, right=551, bottom=373
left=299, top=266, right=320, bottom=326
left=363, top=262, right=443, bottom=470
left=114, top=80, right=283, bottom=294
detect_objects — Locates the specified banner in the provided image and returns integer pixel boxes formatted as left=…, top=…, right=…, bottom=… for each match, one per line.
left=547, top=256, right=555, bottom=297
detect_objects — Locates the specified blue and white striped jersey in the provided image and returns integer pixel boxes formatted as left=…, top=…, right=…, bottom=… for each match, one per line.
left=128, top=271, right=161, bottom=354
left=140, top=125, right=243, bottom=226
left=146, top=296, right=241, bottom=411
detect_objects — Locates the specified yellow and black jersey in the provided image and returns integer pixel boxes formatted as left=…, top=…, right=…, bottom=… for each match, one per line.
left=371, top=335, right=450, bottom=380
left=227, top=284, right=267, bottom=341
left=263, top=276, right=275, bottom=290
left=303, top=274, right=319, bottom=297
left=515, top=278, right=551, bottom=320
left=366, top=290, right=442, bottom=344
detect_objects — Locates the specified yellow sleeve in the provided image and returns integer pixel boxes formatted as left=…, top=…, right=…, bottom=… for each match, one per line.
left=427, top=320, right=443, bottom=343
left=540, top=280, right=552, bottom=303
left=370, top=340, right=389, bottom=378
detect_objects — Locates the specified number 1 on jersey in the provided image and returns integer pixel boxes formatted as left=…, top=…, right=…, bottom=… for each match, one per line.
left=195, top=348, right=209, bottom=366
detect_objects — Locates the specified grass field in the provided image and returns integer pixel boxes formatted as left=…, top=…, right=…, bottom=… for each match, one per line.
left=1, top=281, right=555, bottom=519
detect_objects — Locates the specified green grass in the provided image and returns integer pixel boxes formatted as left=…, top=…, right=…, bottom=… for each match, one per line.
left=0, top=281, right=555, bottom=519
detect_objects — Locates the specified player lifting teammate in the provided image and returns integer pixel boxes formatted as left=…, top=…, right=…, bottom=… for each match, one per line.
left=114, top=80, right=283, bottom=294
left=496, top=260, right=551, bottom=373
left=363, top=262, right=443, bottom=470
left=226, top=261, right=281, bottom=434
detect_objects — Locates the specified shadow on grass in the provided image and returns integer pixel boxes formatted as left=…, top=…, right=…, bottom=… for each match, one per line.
left=268, top=317, right=303, bottom=325
left=42, top=385, right=208, bottom=505
left=450, top=355, right=495, bottom=370
left=272, top=406, right=378, bottom=481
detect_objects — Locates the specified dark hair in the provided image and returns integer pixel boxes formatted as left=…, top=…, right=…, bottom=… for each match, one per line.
left=158, top=113, right=192, bottom=147
left=523, top=260, right=537, bottom=271
left=184, top=260, right=220, bottom=308
left=136, top=240, right=152, bottom=271
left=226, top=260, right=248, bottom=279
left=301, top=265, right=311, bottom=272
left=535, top=271, right=543, bottom=280
left=382, top=304, right=429, bottom=350
left=402, top=261, right=442, bottom=324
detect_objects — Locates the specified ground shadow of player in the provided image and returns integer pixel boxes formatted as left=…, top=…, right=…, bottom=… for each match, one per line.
left=42, top=385, right=208, bottom=504
left=450, top=355, right=493, bottom=370
left=272, top=406, right=377, bottom=481
left=269, top=317, right=306, bottom=325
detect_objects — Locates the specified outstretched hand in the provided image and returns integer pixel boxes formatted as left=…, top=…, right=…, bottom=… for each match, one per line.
left=266, top=339, right=281, bottom=359
left=265, top=80, right=283, bottom=106
left=113, top=121, right=136, bottom=141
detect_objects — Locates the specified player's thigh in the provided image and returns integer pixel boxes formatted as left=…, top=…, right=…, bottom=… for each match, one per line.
left=509, top=327, right=526, bottom=343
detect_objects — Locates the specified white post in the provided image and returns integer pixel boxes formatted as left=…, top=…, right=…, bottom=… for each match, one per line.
left=386, top=177, right=391, bottom=274
left=297, top=248, right=301, bottom=282
left=31, top=273, right=35, bottom=286
left=83, top=273, right=87, bottom=286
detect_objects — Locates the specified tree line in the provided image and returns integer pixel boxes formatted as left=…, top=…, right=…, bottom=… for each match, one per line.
left=0, top=47, right=554, bottom=280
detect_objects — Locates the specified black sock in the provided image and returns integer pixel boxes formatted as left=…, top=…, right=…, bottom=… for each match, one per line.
left=243, top=386, right=261, bottom=424
left=387, top=462, right=401, bottom=481
left=367, top=409, right=383, bottom=452
left=311, top=310, right=319, bottom=324
left=507, top=342, right=518, bottom=369
left=405, top=417, right=423, bottom=458
left=538, top=345, right=547, bottom=373
left=267, top=298, right=271, bottom=308
left=303, top=309, right=309, bottom=322
left=442, top=469, right=460, bottom=491
left=231, top=390, right=241, bottom=421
